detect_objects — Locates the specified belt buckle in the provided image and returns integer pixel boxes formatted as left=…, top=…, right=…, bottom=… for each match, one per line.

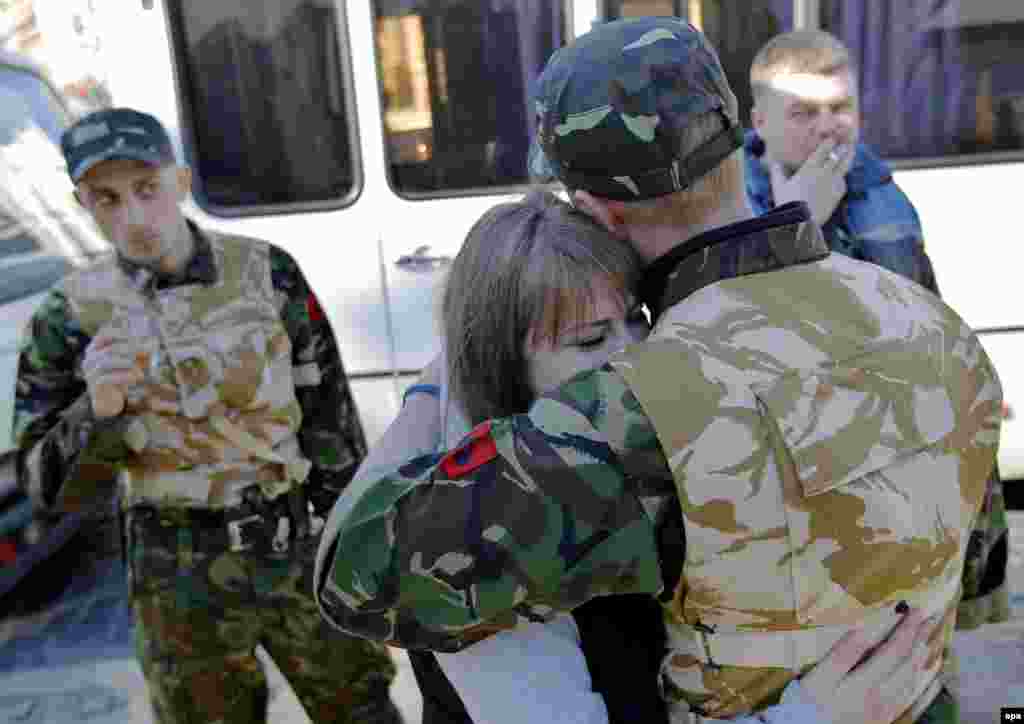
left=227, top=514, right=264, bottom=552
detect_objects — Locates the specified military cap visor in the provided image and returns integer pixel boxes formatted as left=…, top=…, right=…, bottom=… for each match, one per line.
left=529, top=17, right=743, bottom=201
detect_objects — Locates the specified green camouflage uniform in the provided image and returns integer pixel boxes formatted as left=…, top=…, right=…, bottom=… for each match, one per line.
left=956, top=468, right=1011, bottom=628
left=316, top=17, right=1005, bottom=724
left=13, top=222, right=399, bottom=724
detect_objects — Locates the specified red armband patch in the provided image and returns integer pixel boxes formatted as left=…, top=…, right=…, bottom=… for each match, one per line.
left=0, top=540, right=16, bottom=565
left=306, top=293, right=325, bottom=322
left=439, top=421, right=498, bottom=478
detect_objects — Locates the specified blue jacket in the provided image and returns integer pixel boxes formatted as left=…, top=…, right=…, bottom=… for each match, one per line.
left=744, top=131, right=940, bottom=295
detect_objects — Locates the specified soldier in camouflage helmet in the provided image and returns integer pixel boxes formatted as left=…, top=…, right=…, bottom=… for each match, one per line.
left=316, top=18, right=1003, bottom=724
left=12, top=108, right=401, bottom=724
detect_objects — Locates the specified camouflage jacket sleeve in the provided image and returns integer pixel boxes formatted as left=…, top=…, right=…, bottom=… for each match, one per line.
left=837, top=182, right=941, bottom=296
left=13, top=289, right=127, bottom=510
left=269, top=246, right=367, bottom=497
left=317, top=363, right=677, bottom=652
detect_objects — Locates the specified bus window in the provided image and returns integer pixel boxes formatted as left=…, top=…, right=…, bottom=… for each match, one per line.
left=602, top=1, right=793, bottom=127
left=604, top=0, right=684, bottom=18
left=374, top=0, right=566, bottom=195
left=821, top=0, right=1024, bottom=162
left=165, top=0, right=357, bottom=213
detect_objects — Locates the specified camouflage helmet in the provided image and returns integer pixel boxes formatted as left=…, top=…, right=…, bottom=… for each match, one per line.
left=528, top=17, right=743, bottom=201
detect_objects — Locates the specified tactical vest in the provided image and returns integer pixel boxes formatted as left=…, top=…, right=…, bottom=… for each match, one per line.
left=60, top=233, right=310, bottom=509
left=616, top=231, right=1001, bottom=722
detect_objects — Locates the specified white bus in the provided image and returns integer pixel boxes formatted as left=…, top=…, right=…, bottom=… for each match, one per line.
left=107, top=0, right=1024, bottom=480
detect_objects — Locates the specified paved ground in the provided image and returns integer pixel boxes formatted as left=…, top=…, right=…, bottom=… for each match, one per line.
left=1, top=512, right=1021, bottom=723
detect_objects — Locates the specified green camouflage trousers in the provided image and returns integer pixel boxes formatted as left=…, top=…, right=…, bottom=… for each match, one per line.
left=958, top=462, right=1012, bottom=629
left=915, top=687, right=958, bottom=724
left=127, top=505, right=400, bottom=724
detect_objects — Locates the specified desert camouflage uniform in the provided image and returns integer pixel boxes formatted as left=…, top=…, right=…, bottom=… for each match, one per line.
left=318, top=17, right=1003, bottom=724
left=13, top=222, right=398, bottom=724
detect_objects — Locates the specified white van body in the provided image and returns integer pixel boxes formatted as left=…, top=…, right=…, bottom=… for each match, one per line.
left=98, top=0, right=1024, bottom=479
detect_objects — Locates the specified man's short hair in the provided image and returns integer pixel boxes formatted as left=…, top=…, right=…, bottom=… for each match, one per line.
left=750, top=30, right=855, bottom=103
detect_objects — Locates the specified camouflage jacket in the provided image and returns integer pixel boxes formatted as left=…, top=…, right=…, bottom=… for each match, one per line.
left=317, top=204, right=1003, bottom=658
left=744, top=131, right=941, bottom=295
left=13, top=221, right=366, bottom=511
left=745, top=134, right=1010, bottom=627
left=622, top=211, right=997, bottom=720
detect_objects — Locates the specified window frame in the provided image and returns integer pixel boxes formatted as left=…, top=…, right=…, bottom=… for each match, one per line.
left=601, top=0, right=1024, bottom=171
left=372, top=0, right=572, bottom=202
left=164, top=0, right=1024, bottom=215
left=806, top=0, right=1024, bottom=172
left=601, top=0, right=688, bottom=19
left=162, top=0, right=364, bottom=218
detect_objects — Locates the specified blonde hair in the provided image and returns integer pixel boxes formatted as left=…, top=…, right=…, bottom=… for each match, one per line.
left=442, top=189, right=642, bottom=424
left=750, top=30, right=854, bottom=103
left=615, top=111, right=746, bottom=229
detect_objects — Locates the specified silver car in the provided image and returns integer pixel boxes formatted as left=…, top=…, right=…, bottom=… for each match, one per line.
left=0, top=49, right=108, bottom=598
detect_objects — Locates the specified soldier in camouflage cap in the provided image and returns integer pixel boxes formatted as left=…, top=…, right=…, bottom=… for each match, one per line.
left=317, top=18, right=1003, bottom=724
left=13, top=108, right=401, bottom=724
left=527, top=16, right=744, bottom=201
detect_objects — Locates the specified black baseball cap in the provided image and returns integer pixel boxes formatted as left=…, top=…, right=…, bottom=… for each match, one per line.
left=61, top=107, right=176, bottom=183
